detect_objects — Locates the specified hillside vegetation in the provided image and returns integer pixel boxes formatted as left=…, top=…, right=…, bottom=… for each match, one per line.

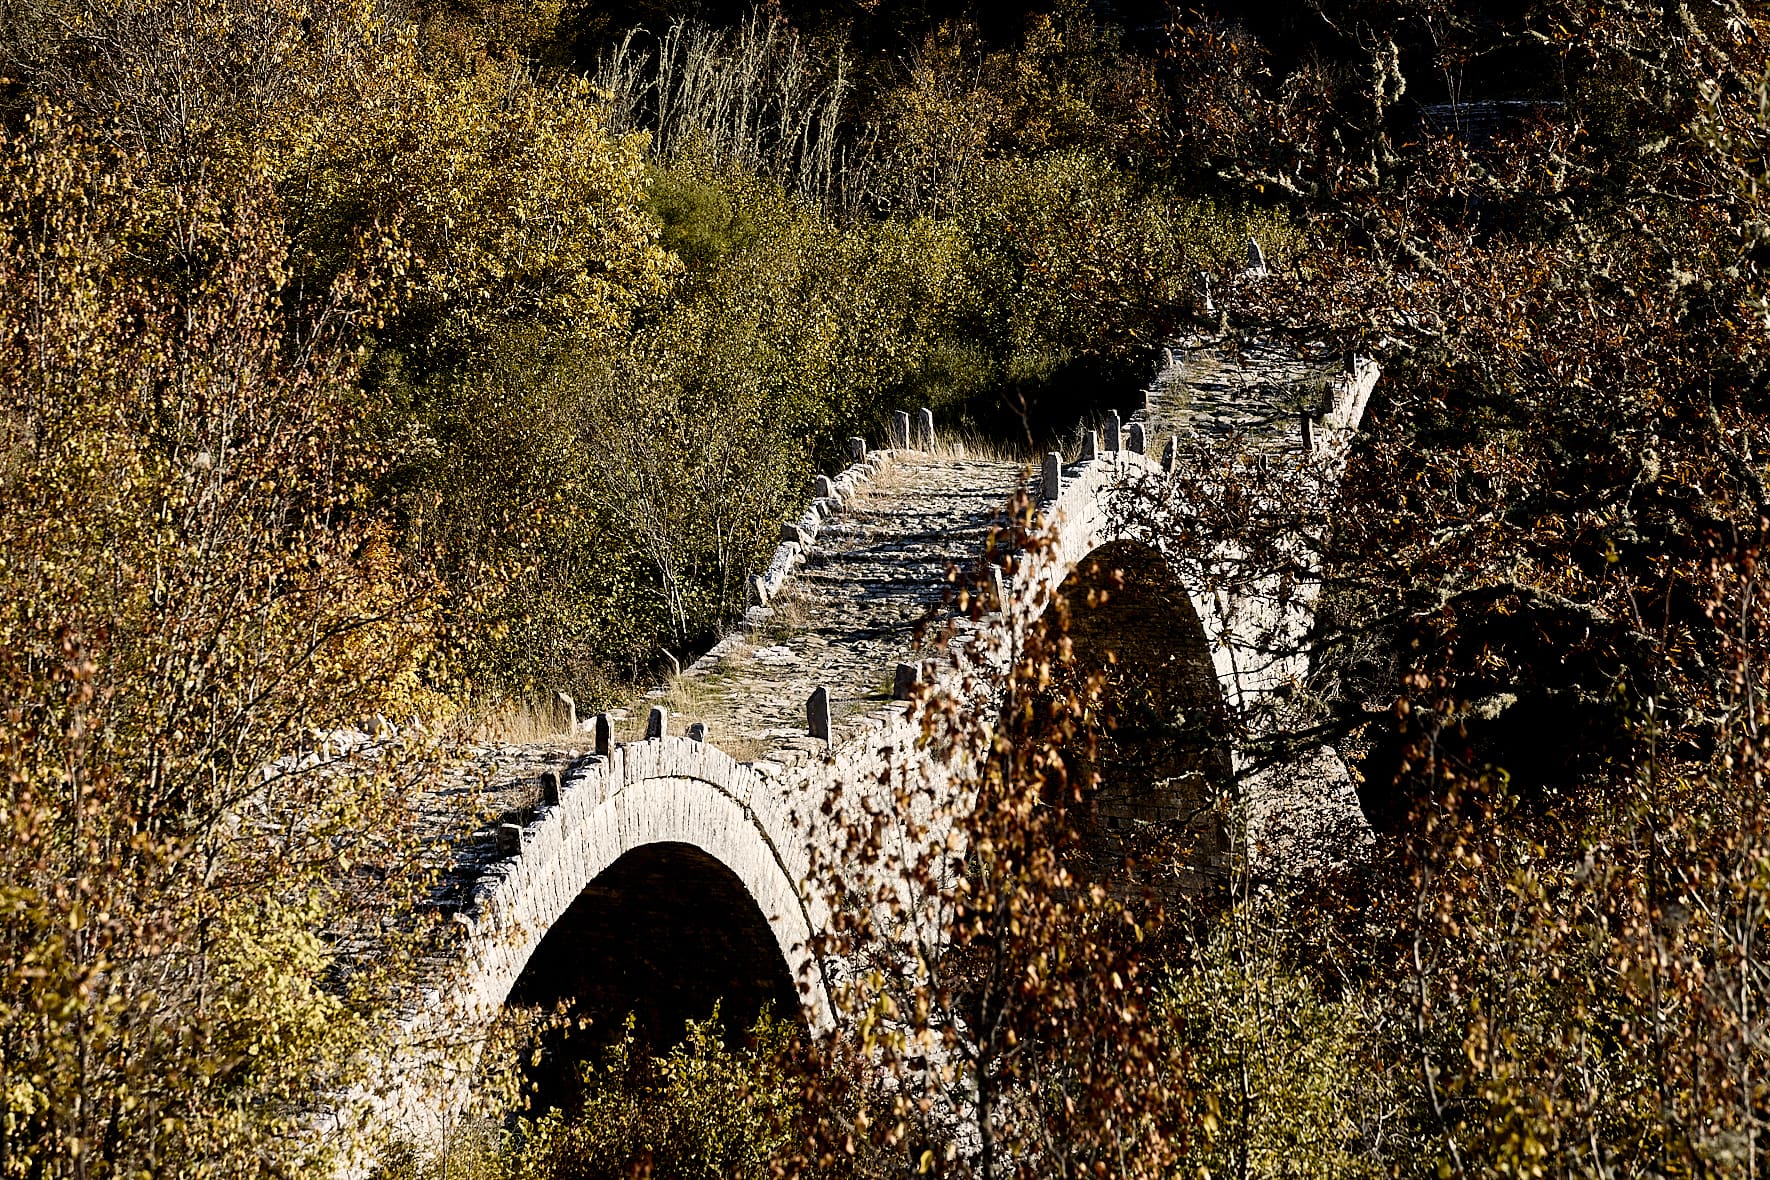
left=3, top=0, right=1770, bottom=1177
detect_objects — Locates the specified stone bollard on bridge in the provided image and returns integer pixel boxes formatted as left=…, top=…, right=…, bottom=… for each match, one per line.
left=550, top=691, right=576, bottom=735
left=1081, top=429, right=1100, bottom=461
left=645, top=705, right=668, bottom=740
left=849, top=436, right=867, bottom=462
left=807, top=686, right=831, bottom=741
left=541, top=769, right=561, bottom=807
left=1041, top=452, right=1062, bottom=503
left=1106, top=409, right=1122, bottom=452
left=917, top=407, right=936, bottom=450
left=892, top=663, right=918, bottom=701
left=593, top=713, right=612, bottom=757
left=892, top=410, right=912, bottom=448
left=687, top=722, right=708, bottom=742
left=1161, top=436, right=1178, bottom=473
left=1128, top=422, right=1146, bottom=454
left=1246, top=237, right=1267, bottom=276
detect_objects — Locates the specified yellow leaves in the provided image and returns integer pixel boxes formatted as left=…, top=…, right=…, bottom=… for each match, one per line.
left=0, top=83, right=460, bottom=1177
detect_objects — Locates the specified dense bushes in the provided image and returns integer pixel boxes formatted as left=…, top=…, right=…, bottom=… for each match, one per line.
left=424, top=1011, right=806, bottom=1180
left=0, top=108, right=438, bottom=1178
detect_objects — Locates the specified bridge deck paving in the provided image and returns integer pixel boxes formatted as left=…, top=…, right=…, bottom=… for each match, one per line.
left=400, top=336, right=1351, bottom=916
left=1146, top=338, right=1339, bottom=453
left=648, top=450, right=1027, bottom=762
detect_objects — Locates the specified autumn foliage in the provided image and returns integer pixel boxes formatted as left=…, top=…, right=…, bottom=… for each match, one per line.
left=6, top=0, right=1770, bottom=1177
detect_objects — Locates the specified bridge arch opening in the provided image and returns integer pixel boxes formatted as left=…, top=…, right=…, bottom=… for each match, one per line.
left=1049, top=539, right=1233, bottom=896
left=503, top=840, right=802, bottom=1096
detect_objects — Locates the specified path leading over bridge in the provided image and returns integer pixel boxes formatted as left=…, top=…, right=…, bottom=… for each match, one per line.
left=346, top=335, right=1381, bottom=1157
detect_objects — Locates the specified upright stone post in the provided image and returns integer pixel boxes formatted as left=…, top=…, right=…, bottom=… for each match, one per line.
left=1128, top=422, right=1146, bottom=454
left=750, top=574, right=770, bottom=606
left=687, top=722, right=708, bottom=742
left=1247, top=237, right=1267, bottom=274
left=645, top=705, right=668, bottom=740
left=1105, top=409, right=1122, bottom=452
left=1081, top=430, right=1100, bottom=461
left=496, top=823, right=522, bottom=856
left=594, top=713, right=612, bottom=757
left=991, top=564, right=1008, bottom=611
left=541, top=769, right=561, bottom=807
left=1161, top=436, right=1178, bottom=474
left=807, top=686, right=831, bottom=741
left=1041, top=452, right=1062, bottom=503
left=815, top=475, right=836, bottom=499
left=1300, top=411, right=1315, bottom=454
left=917, top=407, right=936, bottom=450
left=551, top=690, right=576, bottom=735
left=892, top=411, right=912, bottom=448
left=1198, top=270, right=1214, bottom=311
left=849, top=436, right=867, bottom=462
left=892, top=663, right=918, bottom=701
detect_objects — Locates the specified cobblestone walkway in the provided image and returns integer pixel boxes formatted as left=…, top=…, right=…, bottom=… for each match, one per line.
left=654, top=449, right=1025, bottom=768
left=422, top=334, right=1361, bottom=903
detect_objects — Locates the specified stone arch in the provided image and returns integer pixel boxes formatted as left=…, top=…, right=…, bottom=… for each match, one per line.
left=1046, top=537, right=1234, bottom=892
left=1033, top=452, right=1240, bottom=682
left=1022, top=445, right=1372, bottom=875
left=455, top=743, right=834, bottom=1044
left=372, top=742, right=841, bottom=1155
left=504, top=839, right=803, bottom=1104
left=508, top=840, right=803, bottom=1040
left=1002, top=452, right=1248, bottom=892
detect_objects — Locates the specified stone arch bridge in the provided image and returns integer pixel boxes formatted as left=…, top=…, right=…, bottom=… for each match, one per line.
left=356, top=338, right=1380, bottom=1150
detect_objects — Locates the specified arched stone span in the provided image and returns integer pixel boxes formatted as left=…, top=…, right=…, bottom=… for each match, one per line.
left=451, top=742, right=834, bottom=1039
left=1007, top=407, right=1375, bottom=866
left=1057, top=539, right=1234, bottom=802
left=343, top=739, right=845, bottom=1153
left=1011, top=449, right=1248, bottom=710
left=505, top=840, right=803, bottom=1106
left=1032, top=536, right=1235, bottom=893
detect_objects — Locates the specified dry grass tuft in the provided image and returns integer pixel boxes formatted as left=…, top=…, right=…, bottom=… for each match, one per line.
left=924, top=430, right=1032, bottom=464
left=455, top=699, right=576, bottom=744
